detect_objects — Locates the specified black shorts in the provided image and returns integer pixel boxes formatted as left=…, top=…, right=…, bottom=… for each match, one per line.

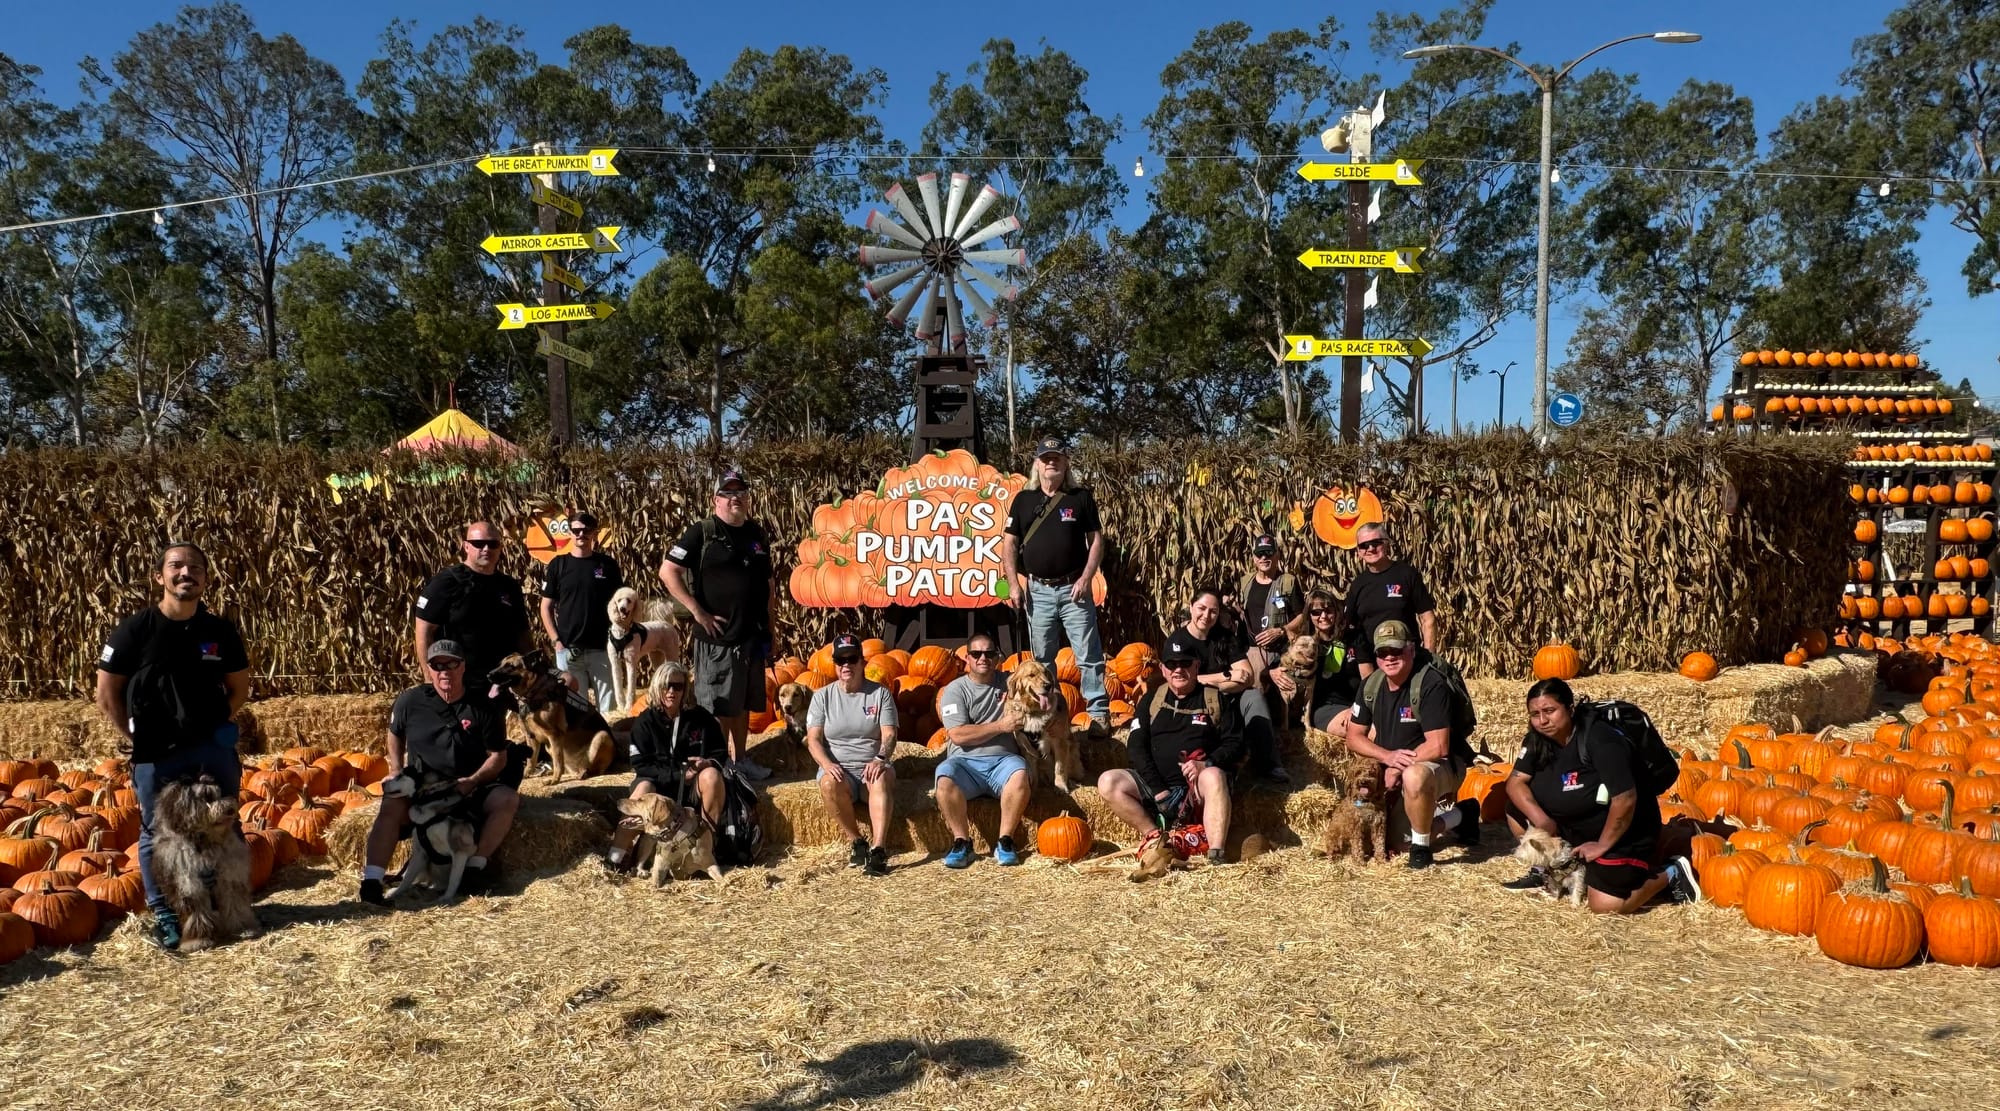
left=500, top=743, right=531, bottom=789
left=1586, top=846, right=1659, bottom=899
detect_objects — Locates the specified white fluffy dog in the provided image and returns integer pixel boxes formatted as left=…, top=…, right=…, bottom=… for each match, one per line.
left=607, top=587, right=679, bottom=713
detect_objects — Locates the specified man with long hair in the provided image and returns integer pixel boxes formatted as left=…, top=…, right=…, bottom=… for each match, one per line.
left=1002, top=438, right=1109, bottom=732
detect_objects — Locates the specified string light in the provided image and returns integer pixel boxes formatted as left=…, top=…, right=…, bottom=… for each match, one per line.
left=1133, top=157, right=1144, bottom=178
left=1878, top=181, right=1891, bottom=197
left=706, top=155, right=716, bottom=174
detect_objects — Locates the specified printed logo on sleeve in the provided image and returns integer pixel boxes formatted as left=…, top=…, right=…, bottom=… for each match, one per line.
left=942, top=703, right=960, bottom=717
left=99, top=644, right=115, bottom=664
left=669, top=545, right=688, bottom=561
left=416, top=595, right=430, bottom=610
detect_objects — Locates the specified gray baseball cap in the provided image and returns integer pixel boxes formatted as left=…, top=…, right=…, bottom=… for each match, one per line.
left=426, top=639, right=467, bottom=663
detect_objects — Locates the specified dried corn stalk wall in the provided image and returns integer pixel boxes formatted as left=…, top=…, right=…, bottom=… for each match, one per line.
left=0, top=435, right=1847, bottom=698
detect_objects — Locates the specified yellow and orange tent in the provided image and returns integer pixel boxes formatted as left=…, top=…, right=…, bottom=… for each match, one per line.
left=386, top=408, right=519, bottom=456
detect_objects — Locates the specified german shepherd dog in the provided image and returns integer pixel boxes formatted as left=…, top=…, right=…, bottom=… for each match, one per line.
left=490, top=652, right=615, bottom=784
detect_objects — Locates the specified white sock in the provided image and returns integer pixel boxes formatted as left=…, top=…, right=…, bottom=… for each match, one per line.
left=1409, top=831, right=1432, bottom=847
left=468, top=856, right=488, bottom=870
left=1439, top=808, right=1463, bottom=831
left=363, top=865, right=385, bottom=881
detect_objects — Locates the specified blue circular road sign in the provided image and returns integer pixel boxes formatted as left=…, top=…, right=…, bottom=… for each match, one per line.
left=1547, top=392, right=1584, bottom=428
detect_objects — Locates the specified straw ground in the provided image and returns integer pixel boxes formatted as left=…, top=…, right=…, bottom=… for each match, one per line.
left=2, top=839, right=1995, bottom=1111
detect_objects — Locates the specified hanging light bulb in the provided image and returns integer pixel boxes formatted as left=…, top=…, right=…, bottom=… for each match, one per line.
left=1549, top=167, right=1561, bottom=184
left=1133, top=156, right=1144, bottom=178
left=707, top=154, right=716, bottom=174
left=152, top=210, right=165, bottom=227
left=1878, top=181, right=1891, bottom=197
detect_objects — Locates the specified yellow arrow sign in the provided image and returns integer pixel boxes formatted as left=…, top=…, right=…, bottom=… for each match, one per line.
left=1296, top=247, right=1424, bottom=273
left=477, top=148, right=620, bottom=176
left=481, top=227, right=622, bottom=255
left=495, top=302, right=617, bottom=330
left=536, top=333, right=595, bottom=368
left=530, top=181, right=584, bottom=219
left=1297, top=159, right=1424, bottom=184
left=541, top=257, right=589, bottom=295
left=1282, top=335, right=1434, bottom=361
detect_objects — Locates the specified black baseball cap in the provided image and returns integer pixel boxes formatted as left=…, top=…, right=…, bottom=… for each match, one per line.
left=1159, top=634, right=1200, bottom=665
left=1034, top=437, right=1069, bottom=459
left=1252, top=534, right=1278, bottom=555
left=715, top=468, right=749, bottom=494
left=568, top=510, right=598, bottom=530
left=831, top=633, right=864, bottom=662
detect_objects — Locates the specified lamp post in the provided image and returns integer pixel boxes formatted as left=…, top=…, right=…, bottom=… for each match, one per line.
left=1403, top=31, right=1700, bottom=438
left=1488, top=359, right=1516, bottom=430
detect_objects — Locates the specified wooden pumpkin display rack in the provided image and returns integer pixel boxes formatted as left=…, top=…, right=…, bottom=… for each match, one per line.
left=1714, top=349, right=1996, bottom=642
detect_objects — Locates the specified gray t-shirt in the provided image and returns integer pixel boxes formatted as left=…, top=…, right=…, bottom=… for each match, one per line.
left=807, top=679, right=899, bottom=767
left=937, top=674, right=1017, bottom=759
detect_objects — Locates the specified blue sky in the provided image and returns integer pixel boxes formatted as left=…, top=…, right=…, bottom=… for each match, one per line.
left=10, top=0, right=1995, bottom=429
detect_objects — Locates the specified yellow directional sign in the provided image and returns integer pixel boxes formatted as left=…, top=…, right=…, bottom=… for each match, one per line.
left=1297, top=159, right=1424, bottom=184
left=495, top=302, right=617, bottom=330
left=530, top=181, right=584, bottom=219
left=536, top=333, right=595, bottom=368
left=542, top=257, right=589, bottom=295
left=1282, top=335, right=1434, bottom=361
left=480, top=227, right=622, bottom=256
left=1295, top=247, right=1424, bottom=273
left=476, top=148, right=620, bottom=176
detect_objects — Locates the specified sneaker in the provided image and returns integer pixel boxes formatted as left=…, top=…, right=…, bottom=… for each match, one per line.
left=1206, top=846, right=1228, bottom=866
left=1501, top=867, right=1549, bottom=892
left=1663, top=856, right=1702, bottom=905
left=730, top=757, right=772, bottom=782
left=358, top=878, right=390, bottom=907
left=147, top=909, right=182, bottom=951
left=944, top=839, right=974, bottom=869
left=1455, top=800, right=1483, bottom=848
left=864, top=846, right=890, bottom=876
left=994, top=836, right=1023, bottom=867
left=1406, top=844, right=1436, bottom=871
left=1263, top=765, right=1293, bottom=785
left=848, top=837, right=869, bottom=868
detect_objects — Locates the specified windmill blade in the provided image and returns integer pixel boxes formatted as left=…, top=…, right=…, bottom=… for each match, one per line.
left=956, top=268, right=999, bottom=327
left=858, top=245, right=925, bottom=265
left=912, top=276, right=942, bottom=340
left=943, top=274, right=965, bottom=350
left=962, top=262, right=1019, bottom=301
left=865, top=209, right=926, bottom=250
left=917, top=174, right=945, bottom=245
left=963, top=247, right=1027, bottom=267
left=885, top=270, right=928, bottom=325
left=885, top=181, right=934, bottom=240
left=960, top=214, right=1022, bottom=250
left=951, top=183, right=1002, bottom=241
left=864, top=262, right=925, bottom=300
left=942, top=173, right=970, bottom=245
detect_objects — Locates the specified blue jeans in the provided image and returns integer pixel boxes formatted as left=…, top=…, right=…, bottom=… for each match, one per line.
left=131, top=725, right=244, bottom=914
left=1025, top=579, right=1108, bottom=717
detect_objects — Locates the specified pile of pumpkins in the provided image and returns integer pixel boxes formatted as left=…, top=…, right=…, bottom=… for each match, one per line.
left=1739, top=349, right=1923, bottom=369
left=0, top=746, right=390, bottom=961
left=1854, top=443, right=1995, bottom=464
left=750, top=640, right=1163, bottom=747
left=1744, top=394, right=1955, bottom=421
left=1849, top=480, right=1995, bottom=508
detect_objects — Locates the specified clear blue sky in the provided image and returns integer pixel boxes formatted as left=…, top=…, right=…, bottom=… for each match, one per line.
left=10, top=0, right=1996, bottom=429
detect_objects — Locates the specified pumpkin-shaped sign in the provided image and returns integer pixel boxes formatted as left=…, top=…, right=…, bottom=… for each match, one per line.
left=1310, top=486, right=1384, bottom=549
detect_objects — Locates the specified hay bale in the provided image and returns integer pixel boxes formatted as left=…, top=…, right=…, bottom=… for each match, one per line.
left=323, top=795, right=611, bottom=877
left=0, top=700, right=94, bottom=763
left=247, top=693, right=396, bottom=754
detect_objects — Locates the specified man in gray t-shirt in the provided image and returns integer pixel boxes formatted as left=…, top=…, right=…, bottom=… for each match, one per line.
left=934, top=633, right=1031, bottom=869
left=806, top=633, right=901, bottom=876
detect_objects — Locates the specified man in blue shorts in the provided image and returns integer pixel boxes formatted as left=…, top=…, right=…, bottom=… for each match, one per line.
left=933, top=632, right=1029, bottom=868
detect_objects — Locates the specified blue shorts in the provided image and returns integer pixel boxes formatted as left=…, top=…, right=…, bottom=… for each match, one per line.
left=935, top=753, right=1029, bottom=801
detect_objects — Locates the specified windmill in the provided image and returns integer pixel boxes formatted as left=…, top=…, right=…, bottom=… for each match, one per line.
left=857, top=172, right=1027, bottom=354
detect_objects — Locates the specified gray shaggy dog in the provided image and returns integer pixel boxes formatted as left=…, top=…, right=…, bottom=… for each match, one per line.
left=153, top=776, right=261, bottom=951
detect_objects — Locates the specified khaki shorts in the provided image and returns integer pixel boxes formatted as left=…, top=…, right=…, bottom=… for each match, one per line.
left=1385, top=757, right=1467, bottom=844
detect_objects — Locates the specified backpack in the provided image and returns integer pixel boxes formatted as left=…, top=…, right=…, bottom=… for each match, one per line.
left=711, top=763, right=765, bottom=868
left=1235, top=571, right=1298, bottom=632
left=1359, top=651, right=1477, bottom=754
left=673, top=517, right=766, bottom=622
left=1146, top=682, right=1223, bottom=725
left=1575, top=700, right=1680, bottom=798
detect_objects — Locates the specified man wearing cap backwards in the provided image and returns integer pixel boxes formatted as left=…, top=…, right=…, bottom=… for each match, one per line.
left=539, top=510, right=624, bottom=714
left=804, top=633, right=900, bottom=876
left=933, top=631, right=1029, bottom=868
left=359, top=639, right=522, bottom=905
left=1342, top=620, right=1480, bottom=870
left=413, top=520, right=532, bottom=691
left=661, top=469, right=778, bottom=781
left=1343, top=522, right=1437, bottom=678
left=1095, top=631, right=1243, bottom=865
left=1003, top=438, right=1109, bottom=732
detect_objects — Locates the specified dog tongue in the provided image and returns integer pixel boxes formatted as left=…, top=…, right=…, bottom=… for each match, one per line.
left=488, top=683, right=503, bottom=699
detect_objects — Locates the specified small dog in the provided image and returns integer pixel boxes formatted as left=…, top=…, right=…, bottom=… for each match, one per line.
left=607, top=588, right=680, bottom=713
left=379, top=768, right=478, bottom=903
left=617, top=795, right=722, bottom=885
left=1514, top=827, right=1587, bottom=906
left=152, top=776, right=261, bottom=951
left=1275, top=635, right=1321, bottom=731
left=1004, top=658, right=1083, bottom=791
left=1321, top=758, right=1391, bottom=864
left=491, top=652, right=615, bottom=784
left=772, top=681, right=811, bottom=745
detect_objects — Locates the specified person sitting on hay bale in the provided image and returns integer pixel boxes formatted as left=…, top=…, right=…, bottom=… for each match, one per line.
left=805, top=633, right=900, bottom=877
left=1501, top=679, right=1706, bottom=913
left=1268, top=589, right=1362, bottom=734
left=607, top=662, right=727, bottom=869
left=934, top=632, right=1029, bottom=869
left=1171, top=589, right=1288, bottom=788
left=1341, top=621, right=1480, bottom=871
left=359, top=640, right=521, bottom=905
left=1234, top=533, right=1307, bottom=779
left=1095, top=632, right=1242, bottom=865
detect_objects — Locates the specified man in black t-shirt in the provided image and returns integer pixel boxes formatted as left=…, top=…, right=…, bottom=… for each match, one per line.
left=413, top=520, right=531, bottom=689
left=1342, top=621, right=1478, bottom=870
left=1094, top=633, right=1242, bottom=864
left=359, top=640, right=520, bottom=906
left=660, top=468, right=776, bottom=781
left=1342, top=522, right=1437, bottom=676
left=1003, top=438, right=1109, bottom=732
left=538, top=511, right=624, bottom=714
left=95, top=542, right=251, bottom=949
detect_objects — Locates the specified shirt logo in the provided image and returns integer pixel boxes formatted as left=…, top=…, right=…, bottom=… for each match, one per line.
left=416, top=595, right=430, bottom=610
left=1386, top=584, right=1404, bottom=598
left=749, top=541, right=765, bottom=555
left=461, top=719, right=474, bottom=731
left=99, top=645, right=114, bottom=663
left=1561, top=771, right=1584, bottom=790
left=1274, top=597, right=1286, bottom=608
left=669, top=545, right=688, bottom=560
left=1397, top=706, right=1416, bottom=723
left=1059, top=507, right=1077, bottom=522
left=199, top=641, right=221, bottom=661
left=942, top=703, right=960, bottom=716
left=1191, top=713, right=1210, bottom=726
left=593, top=567, right=605, bottom=578
left=864, top=704, right=880, bottom=718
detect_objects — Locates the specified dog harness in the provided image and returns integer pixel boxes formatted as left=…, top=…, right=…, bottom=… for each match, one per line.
left=608, top=624, right=656, bottom=655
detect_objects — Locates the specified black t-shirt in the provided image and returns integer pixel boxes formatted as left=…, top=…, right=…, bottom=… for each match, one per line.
left=1172, top=623, right=1245, bottom=680
left=1005, top=487, right=1101, bottom=580
left=1523, top=725, right=1661, bottom=853
left=1127, top=687, right=1245, bottom=791
left=389, top=684, right=509, bottom=779
left=413, top=564, right=529, bottom=678
left=1345, top=560, right=1435, bottom=654
left=540, top=552, right=624, bottom=647
left=99, top=604, right=249, bottom=762
left=628, top=703, right=729, bottom=784
left=1350, top=661, right=1474, bottom=765
left=1308, top=640, right=1363, bottom=715
left=665, top=517, right=773, bottom=647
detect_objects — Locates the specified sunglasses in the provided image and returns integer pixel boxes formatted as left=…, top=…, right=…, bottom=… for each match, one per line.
left=1161, top=659, right=1195, bottom=670
left=1376, top=645, right=1411, bottom=657
left=1357, top=539, right=1386, bottom=550
left=716, top=490, right=748, bottom=500
left=834, top=656, right=861, bottom=666
left=966, top=649, right=997, bottom=659
left=429, top=659, right=464, bottom=671
left=1309, top=608, right=1335, bottom=616
left=663, top=682, right=688, bottom=692
left=466, top=539, right=500, bottom=550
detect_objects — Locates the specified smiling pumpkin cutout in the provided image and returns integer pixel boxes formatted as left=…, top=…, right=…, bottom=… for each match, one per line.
left=1311, top=486, right=1383, bottom=549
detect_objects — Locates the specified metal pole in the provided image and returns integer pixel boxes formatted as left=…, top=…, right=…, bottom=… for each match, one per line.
left=1532, top=79, right=1554, bottom=441
left=1498, top=371, right=1506, bottom=429
left=535, top=141, right=572, bottom=448
left=1340, top=178, right=1366, bottom=441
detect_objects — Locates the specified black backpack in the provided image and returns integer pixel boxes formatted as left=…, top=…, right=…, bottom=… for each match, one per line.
left=1575, top=699, right=1680, bottom=797
left=711, top=764, right=764, bottom=868
left=1359, top=650, right=1477, bottom=747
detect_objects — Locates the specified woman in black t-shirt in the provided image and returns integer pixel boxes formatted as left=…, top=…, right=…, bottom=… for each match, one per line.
left=1503, top=679, right=1699, bottom=914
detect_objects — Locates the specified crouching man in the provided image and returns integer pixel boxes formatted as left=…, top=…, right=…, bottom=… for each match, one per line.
left=360, top=639, right=522, bottom=904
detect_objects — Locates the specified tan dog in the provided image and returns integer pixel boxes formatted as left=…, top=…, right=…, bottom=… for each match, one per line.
left=772, top=681, right=811, bottom=745
left=1321, top=757, right=1391, bottom=864
left=1276, top=635, right=1319, bottom=721
left=1004, top=657, right=1083, bottom=792
left=152, top=777, right=261, bottom=951
left=617, top=795, right=722, bottom=885
left=607, top=587, right=680, bottom=713
left=490, top=652, right=614, bottom=784
left=1514, top=827, right=1587, bottom=906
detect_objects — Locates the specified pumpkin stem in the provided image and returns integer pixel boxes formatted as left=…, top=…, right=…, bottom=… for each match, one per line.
left=1793, top=819, right=1830, bottom=856
left=1731, top=739, right=1754, bottom=770
left=1867, top=856, right=1890, bottom=894
left=1941, top=779, right=1956, bottom=827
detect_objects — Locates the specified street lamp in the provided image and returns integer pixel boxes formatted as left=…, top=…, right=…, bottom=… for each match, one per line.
left=1403, top=31, right=1700, bottom=438
left=1488, top=360, right=1517, bottom=430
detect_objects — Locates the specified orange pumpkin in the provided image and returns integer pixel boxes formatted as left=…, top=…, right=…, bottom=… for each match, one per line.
left=1035, top=812, right=1093, bottom=861
left=1531, top=644, right=1580, bottom=681
left=1678, top=652, right=1719, bottom=682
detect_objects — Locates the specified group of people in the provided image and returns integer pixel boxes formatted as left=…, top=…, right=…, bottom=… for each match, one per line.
left=89, top=441, right=1696, bottom=951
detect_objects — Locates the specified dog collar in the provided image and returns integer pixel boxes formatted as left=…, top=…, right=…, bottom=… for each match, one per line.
left=1352, top=798, right=1369, bottom=808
